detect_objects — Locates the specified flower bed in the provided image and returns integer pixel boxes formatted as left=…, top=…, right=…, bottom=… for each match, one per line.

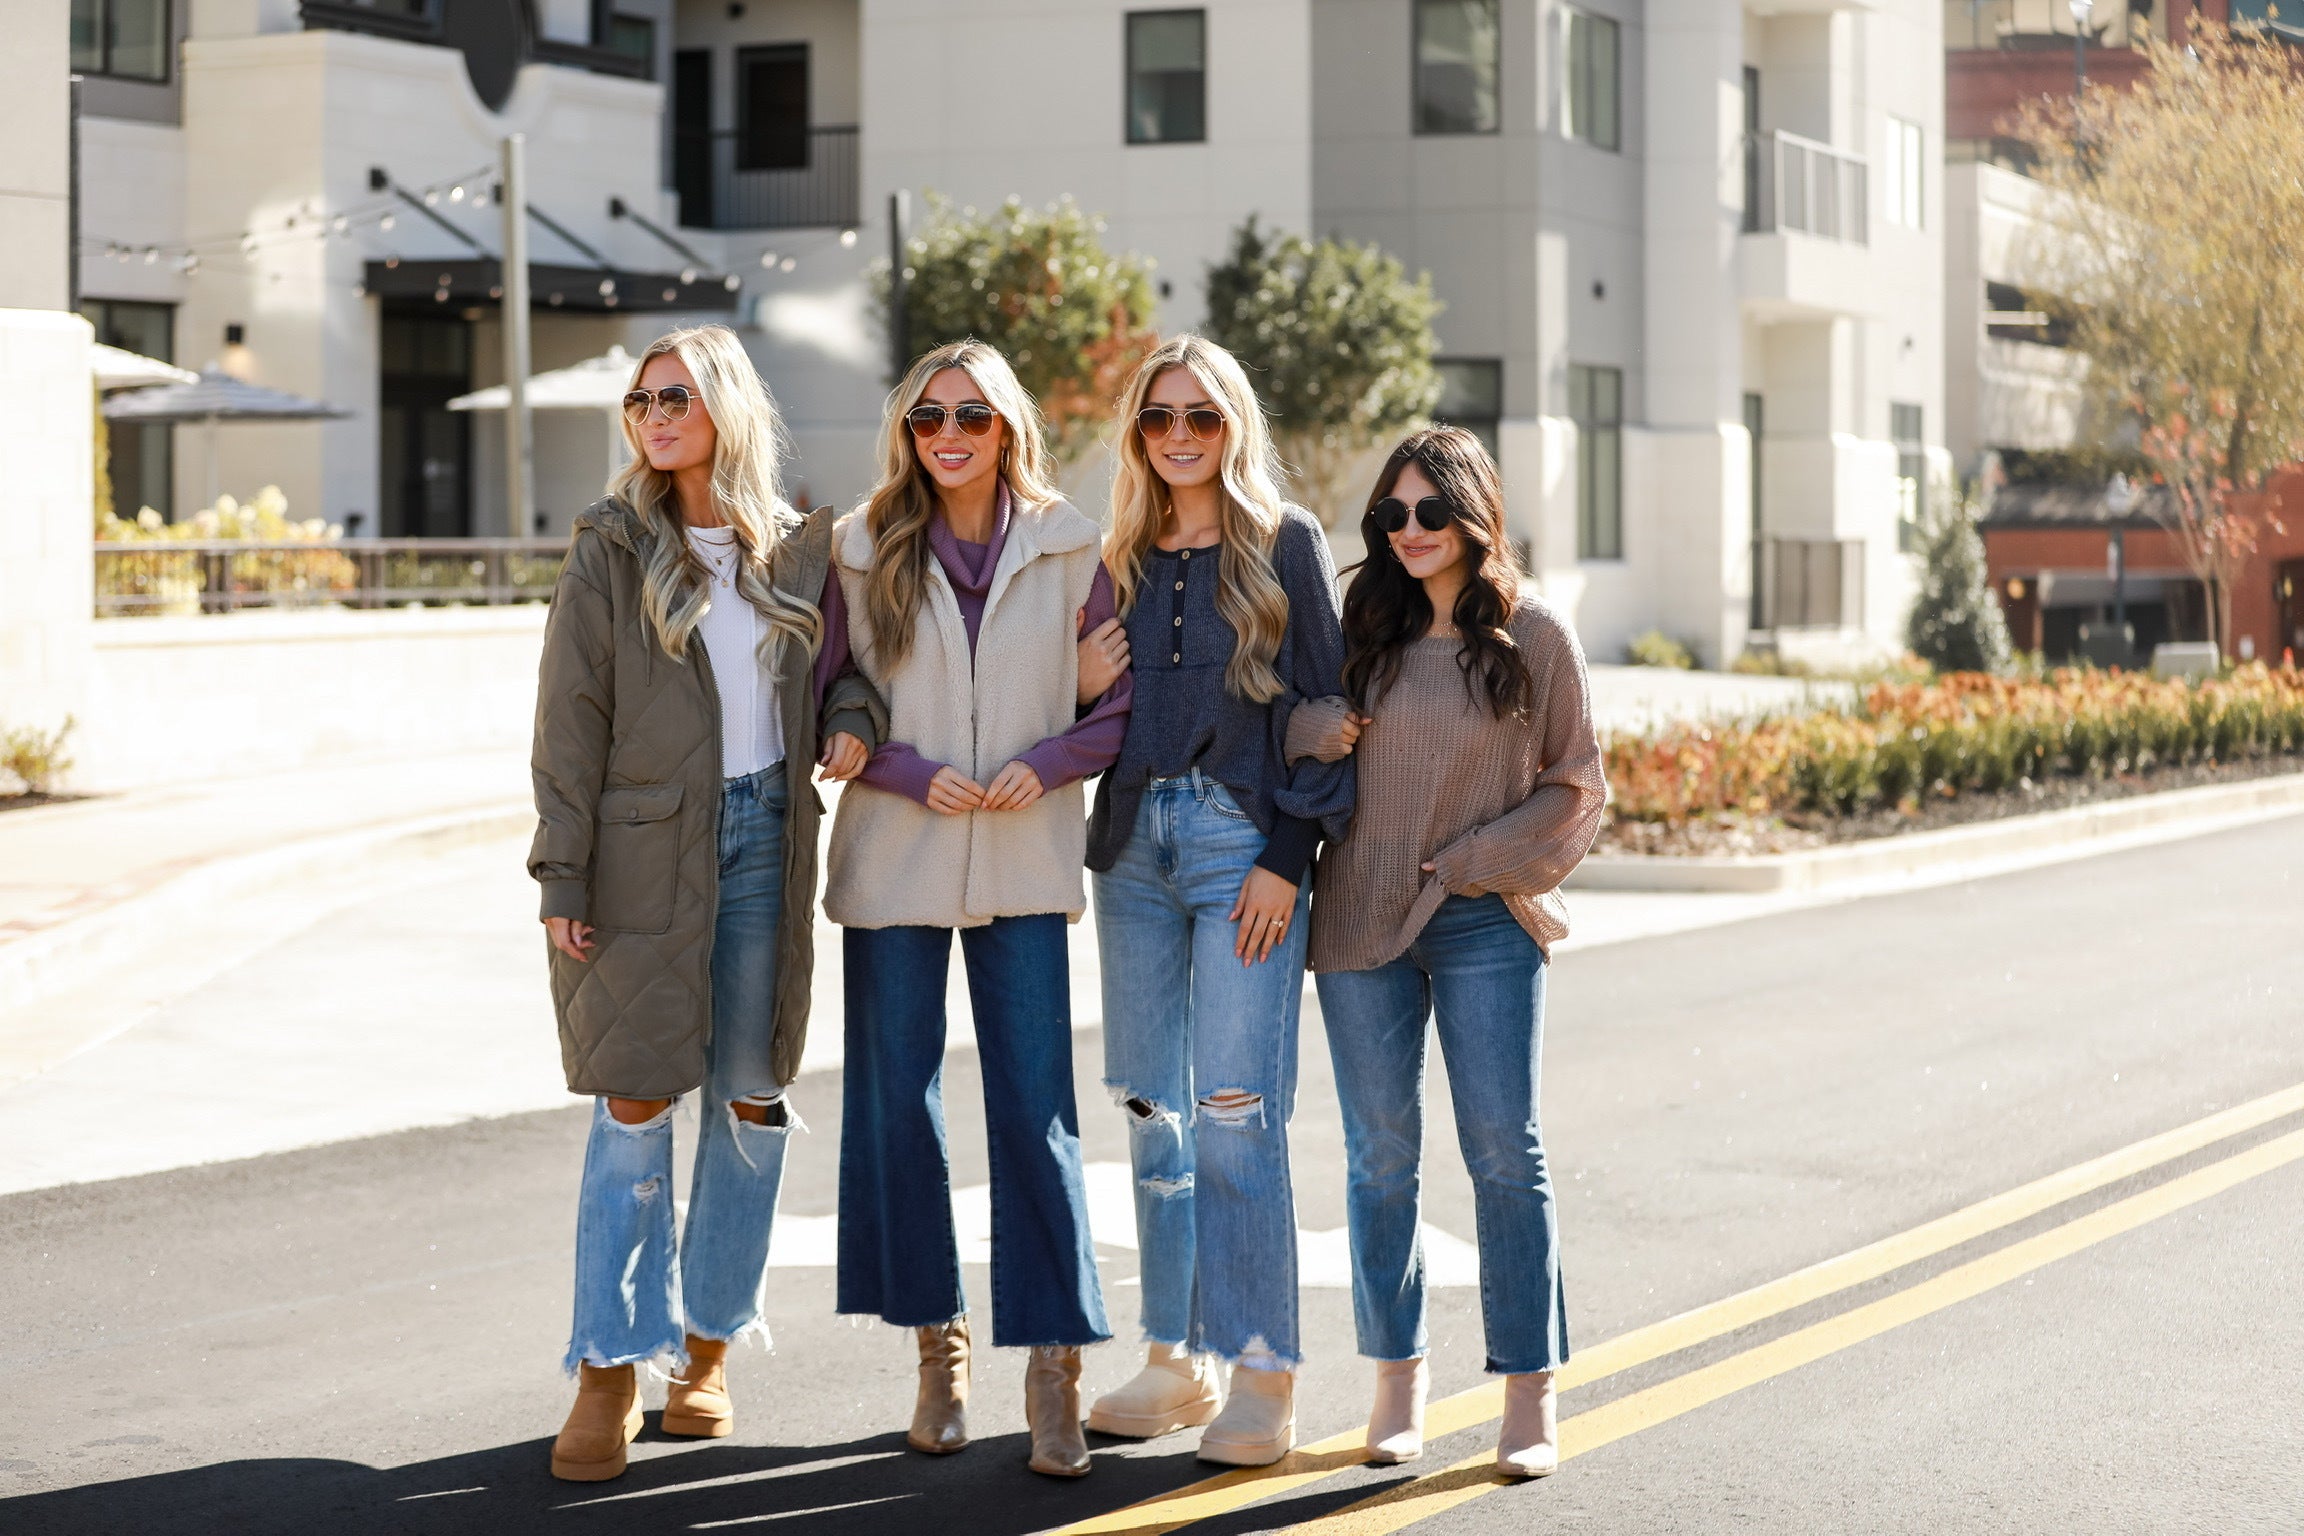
left=1602, top=665, right=2304, bottom=845
left=96, top=488, right=356, bottom=613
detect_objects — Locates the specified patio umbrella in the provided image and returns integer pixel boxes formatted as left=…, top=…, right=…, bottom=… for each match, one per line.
left=102, top=368, right=351, bottom=511
left=92, top=344, right=198, bottom=391
left=449, top=345, right=639, bottom=483
left=446, top=344, right=638, bottom=413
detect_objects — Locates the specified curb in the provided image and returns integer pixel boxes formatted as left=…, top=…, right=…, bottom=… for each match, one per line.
left=1567, top=771, right=2304, bottom=895
left=0, top=804, right=533, bottom=1018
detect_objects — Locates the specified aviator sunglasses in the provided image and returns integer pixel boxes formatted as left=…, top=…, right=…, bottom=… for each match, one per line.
left=622, top=385, right=694, bottom=425
left=1137, top=405, right=1227, bottom=442
left=906, top=402, right=1001, bottom=438
left=1372, top=494, right=1459, bottom=534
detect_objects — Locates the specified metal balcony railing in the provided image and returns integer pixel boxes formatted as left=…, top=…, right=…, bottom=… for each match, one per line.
left=1743, top=130, right=1869, bottom=246
left=674, top=126, right=861, bottom=231
left=94, top=538, right=568, bottom=616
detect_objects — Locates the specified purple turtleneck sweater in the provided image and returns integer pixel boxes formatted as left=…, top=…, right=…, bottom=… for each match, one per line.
left=814, top=485, right=1131, bottom=804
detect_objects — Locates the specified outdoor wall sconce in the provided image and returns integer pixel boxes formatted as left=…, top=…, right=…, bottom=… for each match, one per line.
left=224, top=323, right=245, bottom=346
left=2006, top=578, right=2028, bottom=601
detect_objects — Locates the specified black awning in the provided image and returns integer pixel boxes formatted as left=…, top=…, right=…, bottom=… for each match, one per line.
left=361, top=259, right=739, bottom=315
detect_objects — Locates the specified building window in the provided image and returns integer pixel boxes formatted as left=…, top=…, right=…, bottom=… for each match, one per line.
left=1434, top=358, right=1503, bottom=457
left=1745, top=391, right=1764, bottom=630
left=1884, top=116, right=1924, bottom=229
left=1892, top=400, right=1925, bottom=554
left=1767, top=538, right=1862, bottom=629
left=606, top=14, right=655, bottom=78
left=1570, top=363, right=1623, bottom=561
left=1414, top=0, right=1499, bottom=136
left=737, top=43, right=810, bottom=171
left=70, top=0, right=170, bottom=82
left=1563, top=7, right=1619, bottom=152
left=83, top=299, right=177, bottom=519
left=1126, top=10, right=1206, bottom=144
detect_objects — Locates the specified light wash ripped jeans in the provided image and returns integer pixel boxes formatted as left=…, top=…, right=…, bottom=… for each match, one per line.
left=1092, top=770, right=1312, bottom=1370
left=564, top=764, right=798, bottom=1372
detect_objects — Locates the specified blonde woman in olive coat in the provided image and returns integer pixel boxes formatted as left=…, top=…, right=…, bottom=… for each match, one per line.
left=530, top=324, right=883, bottom=1481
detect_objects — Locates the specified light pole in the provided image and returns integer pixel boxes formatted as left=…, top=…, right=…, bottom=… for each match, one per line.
left=2070, top=0, right=2093, bottom=98
left=2105, top=472, right=2135, bottom=657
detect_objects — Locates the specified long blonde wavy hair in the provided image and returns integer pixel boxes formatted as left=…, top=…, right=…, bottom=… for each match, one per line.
left=606, top=325, right=822, bottom=664
left=855, top=339, right=1061, bottom=669
left=1107, top=335, right=1292, bottom=702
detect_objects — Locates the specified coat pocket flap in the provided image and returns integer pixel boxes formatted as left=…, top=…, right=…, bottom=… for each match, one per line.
left=598, top=783, right=685, bottom=824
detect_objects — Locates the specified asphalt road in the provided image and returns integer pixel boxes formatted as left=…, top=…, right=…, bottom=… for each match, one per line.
left=2, top=815, right=2299, bottom=1535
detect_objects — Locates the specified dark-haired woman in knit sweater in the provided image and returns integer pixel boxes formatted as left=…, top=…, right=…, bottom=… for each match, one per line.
left=1287, top=426, right=1606, bottom=1479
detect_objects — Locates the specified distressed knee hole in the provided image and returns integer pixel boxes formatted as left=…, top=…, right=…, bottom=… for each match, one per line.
left=632, top=1176, right=664, bottom=1201
left=1140, top=1174, right=1193, bottom=1198
left=731, top=1095, right=791, bottom=1129
left=1109, top=1086, right=1182, bottom=1130
left=1197, top=1089, right=1265, bottom=1128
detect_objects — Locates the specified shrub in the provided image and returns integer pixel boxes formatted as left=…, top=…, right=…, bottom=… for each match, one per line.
left=1, top=716, right=75, bottom=796
left=95, top=487, right=358, bottom=610
left=1906, top=483, right=2011, bottom=674
left=1201, top=217, right=1442, bottom=524
left=1626, top=630, right=1697, bottom=670
left=875, top=193, right=1160, bottom=463
left=1604, top=663, right=2304, bottom=827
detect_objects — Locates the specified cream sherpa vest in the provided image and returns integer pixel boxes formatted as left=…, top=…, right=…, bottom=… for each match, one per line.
left=824, top=495, right=1101, bottom=929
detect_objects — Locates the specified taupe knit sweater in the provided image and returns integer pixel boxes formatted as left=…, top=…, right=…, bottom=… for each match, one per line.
left=1291, top=594, right=1606, bottom=972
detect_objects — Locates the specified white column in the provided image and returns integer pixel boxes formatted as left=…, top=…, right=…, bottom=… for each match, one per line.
left=0, top=309, right=95, bottom=769
left=1641, top=0, right=1749, bottom=667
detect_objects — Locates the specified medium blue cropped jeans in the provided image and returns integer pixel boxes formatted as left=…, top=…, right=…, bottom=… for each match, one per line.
left=564, top=764, right=798, bottom=1372
left=1314, top=892, right=1569, bottom=1377
left=1093, top=772, right=1312, bottom=1370
left=836, top=913, right=1109, bottom=1348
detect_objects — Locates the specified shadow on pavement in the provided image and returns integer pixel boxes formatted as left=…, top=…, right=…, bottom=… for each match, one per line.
left=0, top=1419, right=1238, bottom=1536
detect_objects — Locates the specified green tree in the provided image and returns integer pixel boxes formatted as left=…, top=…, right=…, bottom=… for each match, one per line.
left=1906, top=480, right=2011, bottom=675
left=92, top=385, right=114, bottom=527
left=1201, top=217, right=1443, bottom=524
left=875, top=193, right=1160, bottom=463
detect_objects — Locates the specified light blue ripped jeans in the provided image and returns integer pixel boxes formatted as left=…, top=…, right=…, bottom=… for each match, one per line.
left=564, top=764, right=798, bottom=1373
left=1093, top=771, right=1311, bottom=1370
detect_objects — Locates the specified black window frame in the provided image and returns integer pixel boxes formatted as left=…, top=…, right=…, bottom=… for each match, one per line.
left=736, top=41, right=811, bottom=172
left=1434, top=358, right=1504, bottom=458
left=71, top=0, right=172, bottom=83
left=1570, top=362, right=1624, bottom=562
left=83, top=297, right=178, bottom=520
left=1125, top=8, right=1207, bottom=145
left=1413, top=0, right=1501, bottom=137
left=1563, top=5, right=1620, bottom=153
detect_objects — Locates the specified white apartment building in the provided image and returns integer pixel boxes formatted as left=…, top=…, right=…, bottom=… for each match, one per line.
left=70, top=0, right=1944, bottom=665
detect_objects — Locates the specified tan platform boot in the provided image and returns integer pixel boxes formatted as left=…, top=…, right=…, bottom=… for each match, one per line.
left=1365, top=1356, right=1429, bottom=1465
left=1025, top=1345, right=1092, bottom=1478
left=907, top=1318, right=971, bottom=1454
left=1496, top=1369, right=1559, bottom=1479
left=550, top=1363, right=645, bottom=1482
left=1196, top=1364, right=1295, bottom=1467
left=662, top=1334, right=733, bottom=1438
left=1086, top=1341, right=1223, bottom=1439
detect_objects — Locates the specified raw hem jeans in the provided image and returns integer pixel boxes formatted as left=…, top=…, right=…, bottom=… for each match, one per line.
left=836, top=912, right=1109, bottom=1348
left=564, top=764, right=798, bottom=1373
left=1314, top=892, right=1569, bottom=1377
left=1094, top=772, right=1310, bottom=1370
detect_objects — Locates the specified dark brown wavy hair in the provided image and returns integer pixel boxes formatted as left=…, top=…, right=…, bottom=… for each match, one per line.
left=1340, top=425, right=1533, bottom=720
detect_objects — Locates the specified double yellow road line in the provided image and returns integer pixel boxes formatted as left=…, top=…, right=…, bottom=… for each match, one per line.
left=1055, top=1082, right=2304, bottom=1536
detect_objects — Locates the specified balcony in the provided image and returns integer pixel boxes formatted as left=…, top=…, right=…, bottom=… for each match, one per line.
left=1740, top=130, right=1873, bottom=320
left=1743, top=131, right=1867, bottom=245
left=674, top=126, right=860, bottom=231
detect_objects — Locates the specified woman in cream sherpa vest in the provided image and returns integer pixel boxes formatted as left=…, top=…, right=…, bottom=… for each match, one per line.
left=813, top=339, right=1132, bottom=1480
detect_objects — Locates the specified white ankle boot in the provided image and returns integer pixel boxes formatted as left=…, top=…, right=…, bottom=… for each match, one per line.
left=1086, top=1341, right=1222, bottom=1439
left=1496, top=1369, right=1559, bottom=1478
left=1365, top=1356, right=1428, bottom=1464
left=1197, top=1363, right=1294, bottom=1466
